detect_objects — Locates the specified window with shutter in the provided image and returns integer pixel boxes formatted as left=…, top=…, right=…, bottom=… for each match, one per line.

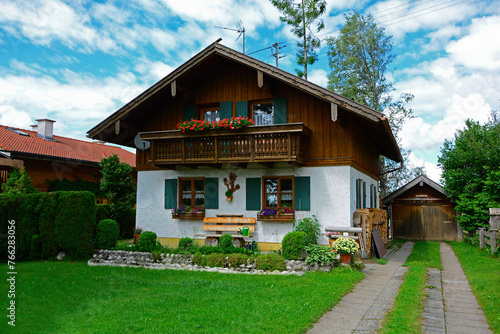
left=164, top=179, right=177, bottom=209
left=294, top=176, right=310, bottom=211
left=183, top=105, right=196, bottom=121
left=246, top=178, right=261, bottom=210
left=205, top=177, right=218, bottom=209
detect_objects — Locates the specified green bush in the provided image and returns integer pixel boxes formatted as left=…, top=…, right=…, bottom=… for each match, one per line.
left=113, top=206, right=135, bottom=239
left=228, top=253, right=249, bottom=268
left=37, top=193, right=59, bottom=259
left=204, top=253, right=226, bottom=267
left=95, top=204, right=112, bottom=232
left=55, top=191, right=96, bottom=259
left=282, top=231, right=308, bottom=260
left=293, top=215, right=322, bottom=245
left=0, top=191, right=96, bottom=261
left=136, top=231, right=158, bottom=252
left=256, top=253, right=286, bottom=271
left=219, top=234, right=234, bottom=253
left=192, top=252, right=203, bottom=265
left=304, top=244, right=337, bottom=265
left=96, top=219, right=119, bottom=249
left=178, top=237, right=194, bottom=252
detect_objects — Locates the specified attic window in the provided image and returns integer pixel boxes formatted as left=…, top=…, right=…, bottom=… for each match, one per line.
left=6, top=128, right=29, bottom=136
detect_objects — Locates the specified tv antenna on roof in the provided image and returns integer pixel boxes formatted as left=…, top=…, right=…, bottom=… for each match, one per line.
left=215, top=21, right=245, bottom=54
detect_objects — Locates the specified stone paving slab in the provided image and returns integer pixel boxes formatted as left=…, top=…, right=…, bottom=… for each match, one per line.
left=440, top=243, right=492, bottom=334
left=308, top=242, right=414, bottom=334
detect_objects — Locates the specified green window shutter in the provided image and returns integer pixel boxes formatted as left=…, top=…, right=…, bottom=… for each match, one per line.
left=294, top=176, right=310, bottom=211
left=164, top=179, right=177, bottom=209
left=355, top=179, right=360, bottom=209
left=220, top=101, right=233, bottom=119
left=205, top=177, right=219, bottom=209
left=370, top=185, right=374, bottom=208
left=183, top=105, right=196, bottom=121
left=363, top=181, right=367, bottom=209
left=273, top=97, right=287, bottom=124
left=246, top=178, right=261, bottom=210
left=236, top=101, right=248, bottom=118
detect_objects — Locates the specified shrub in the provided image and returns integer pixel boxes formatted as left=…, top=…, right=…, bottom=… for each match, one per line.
left=136, top=231, right=158, bottom=252
left=54, top=191, right=95, bottom=260
left=204, top=253, right=226, bottom=267
left=282, top=231, right=308, bottom=260
left=219, top=234, right=234, bottom=253
left=96, top=219, right=119, bottom=249
left=304, top=244, right=337, bottom=265
left=228, top=253, right=249, bottom=268
left=37, top=192, right=59, bottom=259
left=178, top=237, right=194, bottom=252
left=95, top=205, right=112, bottom=231
left=256, top=253, right=286, bottom=271
left=293, top=215, right=322, bottom=245
left=192, top=252, right=203, bottom=265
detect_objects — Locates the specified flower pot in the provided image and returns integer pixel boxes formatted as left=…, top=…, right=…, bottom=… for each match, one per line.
left=226, top=196, right=233, bottom=202
left=340, top=254, right=352, bottom=264
left=329, top=239, right=334, bottom=248
left=133, top=234, right=141, bottom=245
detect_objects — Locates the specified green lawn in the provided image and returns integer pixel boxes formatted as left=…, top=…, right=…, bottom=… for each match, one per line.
left=451, top=242, right=500, bottom=333
left=0, top=261, right=363, bottom=334
left=380, top=241, right=442, bottom=334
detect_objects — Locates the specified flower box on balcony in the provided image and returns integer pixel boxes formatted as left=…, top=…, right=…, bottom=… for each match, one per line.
left=257, top=209, right=295, bottom=222
left=171, top=206, right=205, bottom=220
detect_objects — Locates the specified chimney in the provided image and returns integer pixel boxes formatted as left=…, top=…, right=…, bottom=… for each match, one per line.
left=36, top=119, right=56, bottom=140
left=30, top=124, right=38, bottom=131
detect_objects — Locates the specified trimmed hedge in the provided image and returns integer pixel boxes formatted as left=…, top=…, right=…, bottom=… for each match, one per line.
left=96, top=219, right=119, bottom=249
left=0, top=191, right=96, bottom=261
left=282, top=231, right=308, bottom=260
left=95, top=204, right=135, bottom=239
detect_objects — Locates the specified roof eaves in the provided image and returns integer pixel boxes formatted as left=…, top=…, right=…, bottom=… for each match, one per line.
left=382, top=175, right=445, bottom=204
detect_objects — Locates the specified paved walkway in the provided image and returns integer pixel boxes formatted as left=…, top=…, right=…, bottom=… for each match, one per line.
left=308, top=242, right=493, bottom=334
left=438, top=243, right=492, bottom=334
left=308, top=242, right=414, bottom=334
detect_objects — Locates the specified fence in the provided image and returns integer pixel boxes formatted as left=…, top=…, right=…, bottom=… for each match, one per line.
left=478, top=228, right=498, bottom=255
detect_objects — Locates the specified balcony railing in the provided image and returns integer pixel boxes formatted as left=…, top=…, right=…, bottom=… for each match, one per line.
left=140, top=123, right=311, bottom=166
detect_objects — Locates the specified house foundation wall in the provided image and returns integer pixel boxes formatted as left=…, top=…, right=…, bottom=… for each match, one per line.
left=136, top=164, right=377, bottom=246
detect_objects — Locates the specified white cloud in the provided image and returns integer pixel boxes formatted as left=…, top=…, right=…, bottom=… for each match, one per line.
left=308, top=69, right=328, bottom=88
left=447, top=15, right=500, bottom=70
left=400, top=93, right=491, bottom=151
left=0, top=105, right=32, bottom=129
left=0, top=0, right=116, bottom=52
left=408, top=152, right=441, bottom=184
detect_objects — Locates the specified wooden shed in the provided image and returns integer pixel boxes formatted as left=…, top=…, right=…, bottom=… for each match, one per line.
left=382, top=175, right=457, bottom=241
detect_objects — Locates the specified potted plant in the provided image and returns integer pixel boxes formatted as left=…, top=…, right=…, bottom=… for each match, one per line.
left=332, top=237, right=359, bottom=264
left=223, top=173, right=239, bottom=202
left=225, top=189, right=233, bottom=201
left=133, top=228, right=142, bottom=244
left=257, top=208, right=295, bottom=221
left=171, top=206, right=205, bottom=219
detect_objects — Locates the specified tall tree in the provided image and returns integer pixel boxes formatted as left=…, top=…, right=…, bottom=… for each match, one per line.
left=439, top=118, right=500, bottom=233
left=271, top=0, right=326, bottom=79
left=327, top=12, right=424, bottom=197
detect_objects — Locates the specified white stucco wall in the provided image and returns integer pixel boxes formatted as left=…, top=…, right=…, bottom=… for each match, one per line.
left=136, top=164, right=377, bottom=245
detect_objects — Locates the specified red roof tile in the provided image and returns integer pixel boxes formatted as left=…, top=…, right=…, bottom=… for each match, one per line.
left=0, top=125, right=135, bottom=167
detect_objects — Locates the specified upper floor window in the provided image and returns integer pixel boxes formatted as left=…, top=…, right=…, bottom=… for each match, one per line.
left=179, top=178, right=205, bottom=207
left=201, top=106, right=220, bottom=122
left=252, top=101, right=274, bottom=126
left=263, top=176, right=294, bottom=209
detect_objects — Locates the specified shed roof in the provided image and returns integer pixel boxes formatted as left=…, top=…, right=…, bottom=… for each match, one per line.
left=88, top=40, right=402, bottom=163
left=382, top=175, right=445, bottom=204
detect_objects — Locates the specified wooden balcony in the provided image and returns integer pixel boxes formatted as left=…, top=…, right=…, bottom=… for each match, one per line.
left=140, top=123, right=311, bottom=167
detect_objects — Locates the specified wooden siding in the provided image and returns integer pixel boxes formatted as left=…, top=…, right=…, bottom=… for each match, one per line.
left=136, top=61, right=381, bottom=176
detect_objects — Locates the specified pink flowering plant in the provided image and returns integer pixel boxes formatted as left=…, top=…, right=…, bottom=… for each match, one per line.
left=172, top=206, right=205, bottom=216
left=177, top=117, right=255, bottom=133
left=325, top=232, right=341, bottom=239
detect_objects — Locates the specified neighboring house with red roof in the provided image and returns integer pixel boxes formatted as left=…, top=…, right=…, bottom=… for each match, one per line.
left=0, top=119, right=136, bottom=192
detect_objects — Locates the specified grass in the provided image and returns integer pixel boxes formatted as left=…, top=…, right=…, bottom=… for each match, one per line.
left=0, top=261, right=363, bottom=334
left=451, top=241, right=500, bottom=333
left=379, top=241, right=442, bottom=334
left=371, top=257, right=388, bottom=265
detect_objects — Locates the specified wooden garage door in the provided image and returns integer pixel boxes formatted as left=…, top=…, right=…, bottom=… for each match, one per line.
left=393, top=203, right=456, bottom=240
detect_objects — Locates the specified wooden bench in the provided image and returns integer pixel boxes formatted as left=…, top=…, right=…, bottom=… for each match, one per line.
left=198, top=216, right=256, bottom=247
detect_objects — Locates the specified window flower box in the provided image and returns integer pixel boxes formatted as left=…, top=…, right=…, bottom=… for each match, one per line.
left=257, top=208, right=295, bottom=222
left=171, top=206, right=205, bottom=220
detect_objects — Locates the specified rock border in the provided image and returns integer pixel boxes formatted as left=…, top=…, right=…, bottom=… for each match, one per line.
left=88, top=249, right=337, bottom=276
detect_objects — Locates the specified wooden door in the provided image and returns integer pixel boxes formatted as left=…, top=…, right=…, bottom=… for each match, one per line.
left=392, top=204, right=424, bottom=239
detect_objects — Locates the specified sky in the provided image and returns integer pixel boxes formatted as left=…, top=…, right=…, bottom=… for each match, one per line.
left=0, top=0, right=498, bottom=183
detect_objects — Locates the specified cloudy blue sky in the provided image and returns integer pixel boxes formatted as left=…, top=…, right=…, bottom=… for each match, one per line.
left=0, top=0, right=498, bottom=182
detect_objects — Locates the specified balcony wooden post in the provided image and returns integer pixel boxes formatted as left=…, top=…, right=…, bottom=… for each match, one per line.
left=287, top=133, right=292, bottom=161
left=182, top=138, right=186, bottom=163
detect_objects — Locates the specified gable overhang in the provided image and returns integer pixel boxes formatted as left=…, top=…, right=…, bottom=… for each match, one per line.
left=87, top=40, right=402, bottom=163
left=382, top=175, right=445, bottom=205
